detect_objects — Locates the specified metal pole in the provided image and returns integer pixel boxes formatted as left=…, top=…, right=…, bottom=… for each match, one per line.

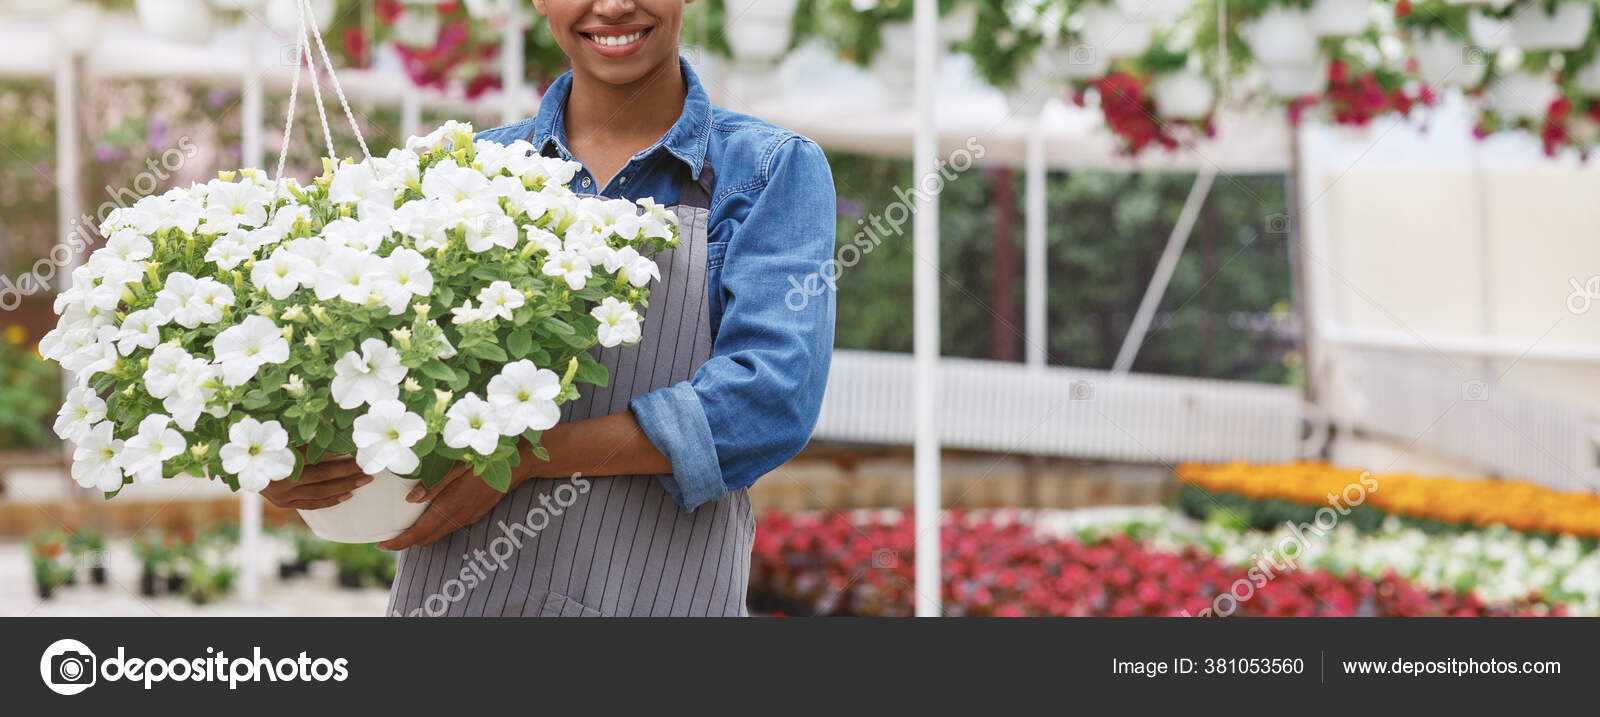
left=500, top=5, right=525, bottom=126
left=401, top=85, right=423, bottom=140
left=1111, top=166, right=1216, bottom=374
left=1024, top=116, right=1047, bottom=369
left=239, top=26, right=265, bottom=604
left=912, top=0, right=941, bottom=618
left=54, top=43, right=83, bottom=498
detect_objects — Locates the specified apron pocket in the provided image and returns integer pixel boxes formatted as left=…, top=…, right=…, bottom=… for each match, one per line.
left=536, top=590, right=606, bottom=617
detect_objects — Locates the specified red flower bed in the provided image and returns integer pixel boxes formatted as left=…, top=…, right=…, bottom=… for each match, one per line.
left=748, top=511, right=1562, bottom=617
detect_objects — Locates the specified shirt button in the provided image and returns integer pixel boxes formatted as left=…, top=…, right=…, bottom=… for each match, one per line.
left=581, top=177, right=591, bottom=188
left=619, top=176, right=628, bottom=185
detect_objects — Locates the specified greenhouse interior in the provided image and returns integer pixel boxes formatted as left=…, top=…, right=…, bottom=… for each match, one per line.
left=2, top=0, right=1600, bottom=620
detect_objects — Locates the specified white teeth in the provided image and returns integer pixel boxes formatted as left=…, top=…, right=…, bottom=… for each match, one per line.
left=592, top=31, right=644, bottom=47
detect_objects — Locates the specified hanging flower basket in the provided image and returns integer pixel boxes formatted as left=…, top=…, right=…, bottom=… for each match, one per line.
left=1468, top=9, right=1514, bottom=49
left=134, top=0, right=215, bottom=44
left=266, top=0, right=335, bottom=37
left=1150, top=70, right=1216, bottom=120
left=1114, top=0, right=1192, bottom=24
left=725, top=0, right=799, bottom=65
left=1308, top=0, right=1373, bottom=36
left=938, top=2, right=980, bottom=45
left=1574, top=55, right=1600, bottom=96
left=1077, top=3, right=1153, bottom=59
left=1238, top=7, right=1320, bottom=66
left=1262, top=57, right=1331, bottom=98
left=1410, top=28, right=1488, bottom=89
left=1508, top=1, right=1594, bottom=51
left=1486, top=70, right=1562, bottom=121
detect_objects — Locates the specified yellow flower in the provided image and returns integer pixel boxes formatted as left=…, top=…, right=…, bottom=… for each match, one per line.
left=2, top=325, right=24, bottom=345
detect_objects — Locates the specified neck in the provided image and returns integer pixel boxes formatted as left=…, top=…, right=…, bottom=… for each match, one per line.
left=564, top=57, right=687, bottom=148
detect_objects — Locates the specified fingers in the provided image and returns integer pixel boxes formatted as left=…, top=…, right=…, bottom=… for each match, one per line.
left=377, top=505, right=455, bottom=551
left=264, top=474, right=375, bottom=510
left=297, top=456, right=363, bottom=484
left=407, top=462, right=472, bottom=503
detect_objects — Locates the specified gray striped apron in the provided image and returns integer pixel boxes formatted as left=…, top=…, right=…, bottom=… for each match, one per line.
left=388, top=160, right=755, bottom=617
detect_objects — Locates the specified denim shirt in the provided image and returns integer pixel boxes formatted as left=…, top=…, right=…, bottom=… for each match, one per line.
left=475, top=58, right=837, bottom=513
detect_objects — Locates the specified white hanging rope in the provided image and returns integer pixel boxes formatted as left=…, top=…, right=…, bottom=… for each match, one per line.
left=302, top=0, right=371, bottom=160
left=297, top=0, right=338, bottom=163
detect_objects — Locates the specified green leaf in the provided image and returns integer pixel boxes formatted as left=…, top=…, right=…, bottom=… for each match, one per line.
left=241, top=390, right=270, bottom=410
left=506, top=329, right=533, bottom=358
left=575, top=352, right=608, bottom=387
left=480, top=460, right=512, bottom=492
left=416, top=451, right=456, bottom=487
left=297, top=412, right=318, bottom=442
left=542, top=317, right=576, bottom=335
left=467, top=342, right=509, bottom=362
left=420, top=360, right=456, bottom=383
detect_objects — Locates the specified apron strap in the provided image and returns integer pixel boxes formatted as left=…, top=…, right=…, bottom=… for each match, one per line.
left=676, top=161, right=715, bottom=211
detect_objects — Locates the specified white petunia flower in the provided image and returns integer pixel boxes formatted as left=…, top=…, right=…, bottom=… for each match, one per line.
left=118, top=413, right=186, bottom=484
left=252, top=248, right=316, bottom=300
left=205, top=235, right=253, bottom=270
left=637, top=197, right=679, bottom=242
left=575, top=196, right=644, bottom=240
left=163, top=359, right=221, bottom=431
left=315, top=247, right=384, bottom=304
left=369, top=248, right=433, bottom=315
left=201, top=179, right=272, bottom=232
left=71, top=422, right=126, bottom=492
left=522, top=224, right=563, bottom=254
left=443, top=393, right=503, bottom=455
left=476, top=281, right=524, bottom=321
left=220, top=418, right=295, bottom=492
left=185, top=278, right=236, bottom=327
left=114, top=308, right=167, bottom=356
left=487, top=360, right=561, bottom=434
left=322, top=216, right=391, bottom=252
left=104, top=228, right=154, bottom=263
left=450, top=301, right=487, bottom=325
left=603, top=246, right=661, bottom=288
left=591, top=297, right=642, bottom=348
left=212, top=315, right=290, bottom=386
left=390, top=198, right=453, bottom=252
left=541, top=250, right=591, bottom=290
left=459, top=207, right=519, bottom=252
left=143, top=343, right=192, bottom=399
left=351, top=399, right=426, bottom=475
left=54, top=386, right=106, bottom=442
left=421, top=160, right=494, bottom=203
left=331, top=338, right=408, bottom=409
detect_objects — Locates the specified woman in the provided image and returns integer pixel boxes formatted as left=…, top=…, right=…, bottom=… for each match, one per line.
left=261, top=0, right=836, bottom=616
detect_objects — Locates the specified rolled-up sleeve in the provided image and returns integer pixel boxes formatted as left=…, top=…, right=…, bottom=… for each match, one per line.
left=631, top=136, right=836, bottom=512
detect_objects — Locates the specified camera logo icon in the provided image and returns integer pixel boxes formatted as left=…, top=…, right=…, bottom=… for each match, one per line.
left=39, top=638, right=96, bottom=695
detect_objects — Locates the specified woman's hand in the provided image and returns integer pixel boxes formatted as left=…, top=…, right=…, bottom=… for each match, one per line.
left=260, top=455, right=373, bottom=510
left=376, top=462, right=505, bottom=551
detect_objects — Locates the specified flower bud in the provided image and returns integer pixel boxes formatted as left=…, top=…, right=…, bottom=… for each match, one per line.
left=403, top=377, right=422, bottom=393
left=283, top=374, right=306, bottom=397
left=310, top=305, right=329, bottom=323
left=190, top=443, right=209, bottom=461
left=280, top=305, right=306, bottom=323
left=391, top=327, right=413, bottom=347
left=433, top=389, right=453, bottom=413
left=304, top=334, right=319, bottom=351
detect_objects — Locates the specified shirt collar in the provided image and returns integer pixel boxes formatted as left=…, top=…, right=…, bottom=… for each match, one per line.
left=531, top=56, right=711, bottom=180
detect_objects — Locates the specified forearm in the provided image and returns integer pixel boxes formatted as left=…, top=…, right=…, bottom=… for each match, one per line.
left=514, top=411, right=672, bottom=483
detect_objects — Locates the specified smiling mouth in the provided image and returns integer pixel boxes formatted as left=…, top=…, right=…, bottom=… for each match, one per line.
left=581, top=27, right=652, bottom=47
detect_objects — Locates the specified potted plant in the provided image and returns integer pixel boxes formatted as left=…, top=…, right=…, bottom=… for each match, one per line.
left=133, top=0, right=215, bottom=44
left=41, top=122, right=680, bottom=543
left=131, top=532, right=168, bottom=597
left=330, top=541, right=384, bottom=589
left=1399, top=0, right=1490, bottom=90
left=1140, top=37, right=1218, bottom=122
left=27, top=532, right=70, bottom=600
left=1308, top=0, right=1374, bottom=36
left=1505, top=0, right=1595, bottom=51
left=67, top=529, right=107, bottom=586
left=1235, top=1, right=1320, bottom=66
left=277, top=525, right=325, bottom=578
left=1075, top=0, right=1155, bottom=59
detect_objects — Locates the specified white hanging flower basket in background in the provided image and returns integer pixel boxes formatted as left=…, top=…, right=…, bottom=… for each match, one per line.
left=1486, top=70, right=1561, bottom=121
left=1077, top=4, right=1153, bottom=59
left=1114, top=0, right=1192, bottom=24
left=297, top=470, right=428, bottom=544
left=1038, top=41, right=1112, bottom=80
left=1575, top=55, right=1600, bottom=96
left=1238, top=7, right=1319, bottom=66
left=724, top=0, right=799, bottom=65
left=1308, top=0, right=1371, bottom=36
left=1508, top=1, right=1594, bottom=51
left=135, top=0, right=215, bottom=44
left=1468, top=8, right=1514, bottom=48
left=1262, top=57, right=1330, bottom=98
left=1412, top=29, right=1488, bottom=88
left=266, top=0, right=336, bottom=37
left=938, top=2, right=980, bottom=45
left=1150, top=70, right=1215, bottom=120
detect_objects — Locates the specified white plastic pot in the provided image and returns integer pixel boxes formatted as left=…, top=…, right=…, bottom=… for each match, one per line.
left=938, top=2, right=979, bottom=45
left=1468, top=9, right=1513, bottom=49
left=297, top=470, right=431, bottom=544
left=1238, top=7, right=1319, bottom=66
left=1262, top=58, right=1330, bottom=98
left=725, top=0, right=800, bottom=64
left=135, top=0, right=214, bottom=44
left=1077, top=4, right=1153, bottom=59
left=266, top=0, right=336, bottom=36
left=1486, top=70, right=1561, bottom=121
left=1151, top=71, right=1215, bottom=120
left=1308, top=0, right=1371, bottom=36
left=1575, top=55, right=1600, bottom=96
left=871, top=20, right=917, bottom=103
left=1114, top=0, right=1191, bottom=24
left=1039, top=42, right=1112, bottom=80
left=1411, top=29, right=1488, bottom=88
left=1509, top=1, right=1594, bottom=51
